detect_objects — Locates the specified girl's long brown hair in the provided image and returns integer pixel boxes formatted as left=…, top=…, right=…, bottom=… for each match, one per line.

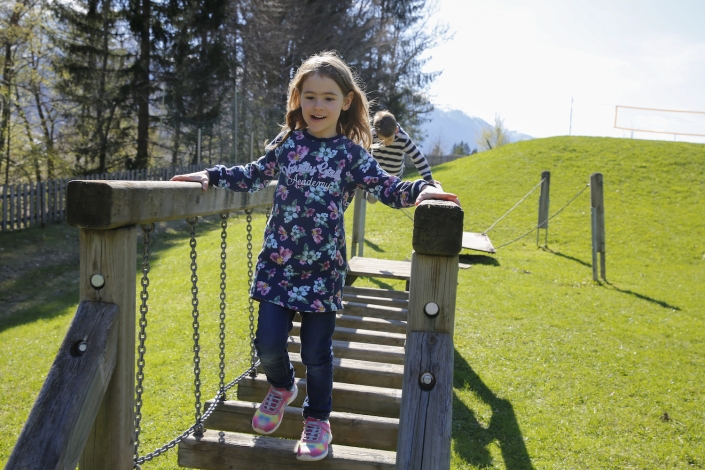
left=279, top=51, right=372, bottom=150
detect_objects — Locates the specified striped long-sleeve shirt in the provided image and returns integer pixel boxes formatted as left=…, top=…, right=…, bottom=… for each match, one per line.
left=371, top=126, right=434, bottom=182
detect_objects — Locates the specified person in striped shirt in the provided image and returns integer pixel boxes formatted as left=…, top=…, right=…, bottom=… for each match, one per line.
left=366, top=110, right=435, bottom=203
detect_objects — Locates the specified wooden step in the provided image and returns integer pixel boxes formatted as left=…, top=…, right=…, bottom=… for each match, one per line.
left=178, top=430, right=396, bottom=469
left=292, top=322, right=406, bottom=346
left=289, top=352, right=403, bottom=389
left=341, top=302, right=408, bottom=321
left=237, top=375, right=401, bottom=418
left=203, top=400, right=399, bottom=451
left=347, top=257, right=411, bottom=281
left=342, top=293, right=409, bottom=308
left=343, top=285, right=409, bottom=301
left=287, top=336, right=405, bottom=365
left=333, top=315, right=407, bottom=335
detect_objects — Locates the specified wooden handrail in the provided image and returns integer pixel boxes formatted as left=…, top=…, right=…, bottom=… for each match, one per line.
left=67, top=180, right=276, bottom=229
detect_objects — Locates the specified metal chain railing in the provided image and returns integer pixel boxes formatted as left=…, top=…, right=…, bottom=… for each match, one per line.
left=218, top=213, right=229, bottom=399
left=134, top=223, right=154, bottom=461
left=134, top=360, right=260, bottom=467
left=187, top=217, right=203, bottom=435
left=245, top=209, right=257, bottom=376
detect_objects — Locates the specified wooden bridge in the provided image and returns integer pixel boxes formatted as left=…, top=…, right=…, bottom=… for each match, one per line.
left=7, top=182, right=463, bottom=469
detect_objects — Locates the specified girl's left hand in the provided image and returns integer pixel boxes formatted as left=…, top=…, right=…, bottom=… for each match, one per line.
left=416, top=182, right=461, bottom=206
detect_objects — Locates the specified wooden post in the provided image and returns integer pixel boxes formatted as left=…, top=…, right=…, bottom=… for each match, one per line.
left=396, top=200, right=463, bottom=470
left=537, top=170, right=550, bottom=247
left=351, top=188, right=367, bottom=258
left=590, top=172, right=606, bottom=281
left=78, top=226, right=137, bottom=469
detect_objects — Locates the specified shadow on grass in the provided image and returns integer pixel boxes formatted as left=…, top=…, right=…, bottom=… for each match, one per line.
left=542, top=248, right=681, bottom=311
left=459, top=254, right=500, bottom=266
left=541, top=247, right=591, bottom=268
left=363, top=239, right=385, bottom=253
left=364, top=277, right=397, bottom=290
left=600, top=280, right=681, bottom=311
left=453, top=350, right=535, bottom=469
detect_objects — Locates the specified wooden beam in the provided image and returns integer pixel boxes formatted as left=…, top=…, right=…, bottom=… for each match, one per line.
left=66, top=180, right=276, bottom=229
left=178, top=430, right=396, bottom=469
left=397, top=199, right=463, bottom=470
left=78, top=227, right=137, bottom=470
left=6, top=302, right=119, bottom=470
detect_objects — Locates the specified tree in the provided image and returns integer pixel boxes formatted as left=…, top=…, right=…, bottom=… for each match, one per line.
left=52, top=0, right=135, bottom=174
left=451, top=141, right=472, bottom=155
left=477, top=114, right=509, bottom=152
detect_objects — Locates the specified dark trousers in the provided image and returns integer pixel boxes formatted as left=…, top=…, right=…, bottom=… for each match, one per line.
left=254, top=300, right=336, bottom=420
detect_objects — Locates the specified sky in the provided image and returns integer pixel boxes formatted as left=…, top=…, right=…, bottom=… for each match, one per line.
left=422, top=0, right=705, bottom=143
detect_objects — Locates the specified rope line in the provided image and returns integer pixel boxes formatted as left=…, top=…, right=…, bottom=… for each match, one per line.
left=495, top=183, right=590, bottom=250
left=483, top=178, right=545, bottom=235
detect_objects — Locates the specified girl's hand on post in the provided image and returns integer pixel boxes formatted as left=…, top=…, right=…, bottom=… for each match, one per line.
left=415, top=182, right=461, bottom=206
left=170, top=170, right=210, bottom=191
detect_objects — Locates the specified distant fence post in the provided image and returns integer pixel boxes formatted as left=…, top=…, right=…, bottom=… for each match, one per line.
left=537, top=170, right=551, bottom=247
left=396, top=200, right=463, bottom=470
left=590, top=172, right=606, bottom=281
left=351, top=189, right=367, bottom=257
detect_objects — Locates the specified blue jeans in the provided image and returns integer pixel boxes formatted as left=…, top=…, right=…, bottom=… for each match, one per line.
left=254, top=300, right=336, bottom=420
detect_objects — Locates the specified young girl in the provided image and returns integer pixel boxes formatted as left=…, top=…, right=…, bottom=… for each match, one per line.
left=171, top=51, right=459, bottom=461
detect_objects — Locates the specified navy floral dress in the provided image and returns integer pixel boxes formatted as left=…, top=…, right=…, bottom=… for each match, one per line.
left=207, top=130, right=429, bottom=313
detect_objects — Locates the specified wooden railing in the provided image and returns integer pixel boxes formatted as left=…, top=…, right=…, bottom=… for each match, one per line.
left=7, top=179, right=462, bottom=469
left=7, top=180, right=275, bottom=470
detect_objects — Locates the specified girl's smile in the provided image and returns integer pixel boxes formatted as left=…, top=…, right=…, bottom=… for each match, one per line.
left=300, top=73, right=353, bottom=139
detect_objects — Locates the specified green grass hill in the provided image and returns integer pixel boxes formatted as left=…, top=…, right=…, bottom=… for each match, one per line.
left=1, top=136, right=703, bottom=469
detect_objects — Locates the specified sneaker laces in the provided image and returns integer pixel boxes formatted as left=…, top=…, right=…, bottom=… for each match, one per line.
left=302, top=420, right=323, bottom=442
left=261, top=389, right=284, bottom=413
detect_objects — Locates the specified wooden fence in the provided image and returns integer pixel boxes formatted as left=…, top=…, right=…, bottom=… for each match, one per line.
left=0, top=165, right=200, bottom=232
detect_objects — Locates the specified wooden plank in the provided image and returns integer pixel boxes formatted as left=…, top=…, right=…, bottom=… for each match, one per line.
left=289, top=352, right=403, bottom=389
left=347, top=257, right=411, bottom=281
left=292, top=322, right=406, bottom=345
left=343, top=285, right=409, bottom=301
left=178, top=430, right=396, bottom=469
left=78, top=227, right=137, bottom=470
left=396, top=332, right=454, bottom=470
left=237, top=376, right=401, bottom=418
left=591, top=172, right=606, bottom=281
left=203, top=400, right=399, bottom=451
left=6, top=302, right=119, bottom=470
left=341, top=302, right=408, bottom=321
left=332, top=315, right=407, bottom=336
left=66, top=180, right=276, bottom=229
left=342, top=293, right=408, bottom=308
left=288, top=336, right=405, bottom=365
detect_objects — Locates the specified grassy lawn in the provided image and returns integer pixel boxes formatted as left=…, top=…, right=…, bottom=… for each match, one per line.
left=1, top=136, right=703, bottom=469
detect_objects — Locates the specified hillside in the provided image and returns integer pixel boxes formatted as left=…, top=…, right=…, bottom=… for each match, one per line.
left=2, top=136, right=704, bottom=469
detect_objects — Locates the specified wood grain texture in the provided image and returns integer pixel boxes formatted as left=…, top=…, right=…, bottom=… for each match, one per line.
left=343, top=286, right=409, bottom=300
left=178, top=430, right=396, bottom=469
left=78, top=227, right=137, bottom=470
left=203, top=401, right=399, bottom=451
left=288, top=335, right=406, bottom=364
left=66, top=180, right=276, bottom=229
left=396, top=332, right=454, bottom=470
left=412, top=200, right=464, bottom=256
left=237, top=376, right=402, bottom=418
left=347, top=257, right=411, bottom=281
left=407, top=252, right=458, bottom=336
left=341, top=301, right=408, bottom=321
left=6, top=302, right=119, bottom=470
left=289, top=352, right=404, bottom=389
left=292, top=322, right=407, bottom=345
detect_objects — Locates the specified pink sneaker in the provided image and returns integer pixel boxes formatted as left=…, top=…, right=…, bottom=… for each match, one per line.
left=251, top=385, right=297, bottom=435
left=295, top=417, right=332, bottom=461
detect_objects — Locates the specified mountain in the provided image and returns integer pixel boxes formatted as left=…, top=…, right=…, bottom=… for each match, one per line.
left=417, top=107, right=532, bottom=154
